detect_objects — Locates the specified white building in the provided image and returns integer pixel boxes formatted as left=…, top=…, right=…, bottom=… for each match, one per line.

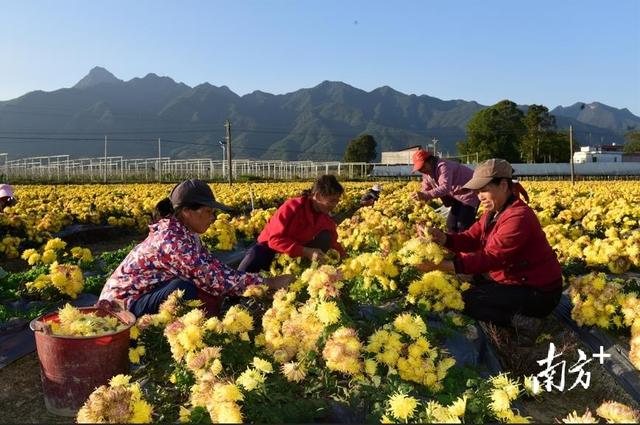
left=573, top=146, right=623, bottom=164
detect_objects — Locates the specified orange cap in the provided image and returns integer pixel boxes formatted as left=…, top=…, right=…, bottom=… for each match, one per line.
left=412, top=149, right=432, bottom=172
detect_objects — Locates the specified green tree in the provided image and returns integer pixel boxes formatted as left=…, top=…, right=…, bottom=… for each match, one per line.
left=458, top=100, right=525, bottom=163
left=624, top=130, right=640, bottom=153
left=520, top=104, right=557, bottom=163
left=547, top=131, right=576, bottom=163
left=344, top=134, right=377, bottom=162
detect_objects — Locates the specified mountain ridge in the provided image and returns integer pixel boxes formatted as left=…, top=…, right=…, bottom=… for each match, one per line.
left=0, top=67, right=637, bottom=160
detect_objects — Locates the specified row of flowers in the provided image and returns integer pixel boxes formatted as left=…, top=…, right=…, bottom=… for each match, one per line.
left=42, top=180, right=635, bottom=423
left=4, top=179, right=639, bottom=422
left=0, top=182, right=381, bottom=258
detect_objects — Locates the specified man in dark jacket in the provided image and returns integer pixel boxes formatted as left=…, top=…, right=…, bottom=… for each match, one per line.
left=417, top=159, right=562, bottom=339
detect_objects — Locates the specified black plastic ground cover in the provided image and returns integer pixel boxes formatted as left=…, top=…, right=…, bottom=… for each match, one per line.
left=475, top=322, right=504, bottom=377
left=0, top=293, right=98, bottom=369
left=553, top=294, right=640, bottom=403
left=52, top=224, right=120, bottom=245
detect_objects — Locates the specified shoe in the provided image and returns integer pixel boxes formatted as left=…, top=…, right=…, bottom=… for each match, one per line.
left=511, top=313, right=543, bottom=346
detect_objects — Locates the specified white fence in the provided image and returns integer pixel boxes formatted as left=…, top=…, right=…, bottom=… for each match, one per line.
left=0, top=154, right=374, bottom=183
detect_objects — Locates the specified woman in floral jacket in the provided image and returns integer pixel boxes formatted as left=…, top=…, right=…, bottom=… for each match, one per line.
left=100, top=179, right=293, bottom=316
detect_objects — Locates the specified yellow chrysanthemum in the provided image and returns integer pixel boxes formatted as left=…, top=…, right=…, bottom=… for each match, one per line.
left=252, top=357, right=273, bottom=374
left=387, top=391, right=418, bottom=421
left=316, top=301, right=341, bottom=325
left=281, top=361, right=307, bottom=383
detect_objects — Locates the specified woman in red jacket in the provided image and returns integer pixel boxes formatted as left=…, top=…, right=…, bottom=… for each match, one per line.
left=238, top=175, right=346, bottom=273
left=417, top=159, right=562, bottom=337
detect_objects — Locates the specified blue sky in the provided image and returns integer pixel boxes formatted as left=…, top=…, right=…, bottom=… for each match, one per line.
left=1, top=0, right=639, bottom=114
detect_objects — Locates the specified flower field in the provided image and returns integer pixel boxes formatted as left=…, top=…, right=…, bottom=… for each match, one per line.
left=1, top=180, right=639, bottom=423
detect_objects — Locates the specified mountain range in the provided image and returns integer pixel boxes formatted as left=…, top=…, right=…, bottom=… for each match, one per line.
left=0, top=66, right=638, bottom=161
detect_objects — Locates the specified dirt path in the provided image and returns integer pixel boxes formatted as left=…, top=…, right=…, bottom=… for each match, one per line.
left=0, top=353, right=71, bottom=423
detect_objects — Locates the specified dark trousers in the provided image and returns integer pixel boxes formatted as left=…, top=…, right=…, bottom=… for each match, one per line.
left=462, top=275, right=562, bottom=326
left=129, top=279, right=198, bottom=317
left=238, top=230, right=332, bottom=273
left=447, top=200, right=478, bottom=233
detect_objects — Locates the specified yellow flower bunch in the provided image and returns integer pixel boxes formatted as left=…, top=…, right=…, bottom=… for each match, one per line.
left=338, top=209, right=410, bottom=253
left=77, top=374, right=153, bottom=424
left=406, top=271, right=469, bottom=313
left=397, top=237, right=446, bottom=267
left=315, top=300, right=341, bottom=325
left=568, top=272, right=626, bottom=329
left=46, top=303, right=127, bottom=337
left=231, top=208, right=275, bottom=239
left=548, top=233, right=592, bottom=263
left=21, top=241, right=92, bottom=268
left=0, top=235, right=22, bottom=259
left=185, top=346, right=224, bottom=381
left=242, top=284, right=269, bottom=298
left=522, top=375, right=543, bottom=397
left=559, top=409, right=598, bottom=424
left=21, top=237, right=67, bottom=265
left=582, top=237, right=632, bottom=274
left=595, top=401, right=640, bottom=423
left=322, top=327, right=363, bottom=376
left=44, top=237, right=67, bottom=251
left=269, top=253, right=305, bottom=277
left=107, top=216, right=138, bottom=228
left=384, top=391, right=419, bottom=423
left=236, top=357, right=273, bottom=391
left=187, top=380, right=245, bottom=424
left=21, top=248, right=41, bottom=266
left=393, top=312, right=428, bottom=339
left=371, top=181, right=442, bottom=225
left=488, top=374, right=526, bottom=423
left=136, top=289, right=192, bottom=330
left=381, top=391, right=468, bottom=424
left=422, top=396, right=469, bottom=423
left=280, top=361, right=307, bottom=383
left=340, top=252, right=399, bottom=291
left=129, top=345, right=146, bottom=364
left=621, top=293, right=640, bottom=369
left=381, top=374, right=529, bottom=424
left=406, top=204, right=447, bottom=228
left=164, top=308, right=207, bottom=362
left=70, top=246, right=93, bottom=263
left=301, top=264, right=344, bottom=299
left=220, top=305, right=254, bottom=336
left=202, top=213, right=237, bottom=251
left=366, top=313, right=455, bottom=392
left=25, top=262, right=84, bottom=299
left=261, top=290, right=324, bottom=363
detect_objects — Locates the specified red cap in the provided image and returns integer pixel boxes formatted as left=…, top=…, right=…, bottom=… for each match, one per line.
left=412, top=149, right=432, bottom=172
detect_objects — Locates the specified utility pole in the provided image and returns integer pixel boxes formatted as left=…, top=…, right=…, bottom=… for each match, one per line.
left=569, top=125, right=575, bottom=185
left=158, top=138, right=162, bottom=183
left=219, top=140, right=226, bottom=179
left=103, top=136, right=108, bottom=183
left=431, top=137, right=438, bottom=155
left=225, top=120, right=233, bottom=185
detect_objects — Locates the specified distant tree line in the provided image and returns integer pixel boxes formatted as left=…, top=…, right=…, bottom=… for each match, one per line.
left=624, top=130, right=640, bottom=153
left=455, top=100, right=572, bottom=163
left=342, top=101, right=640, bottom=163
